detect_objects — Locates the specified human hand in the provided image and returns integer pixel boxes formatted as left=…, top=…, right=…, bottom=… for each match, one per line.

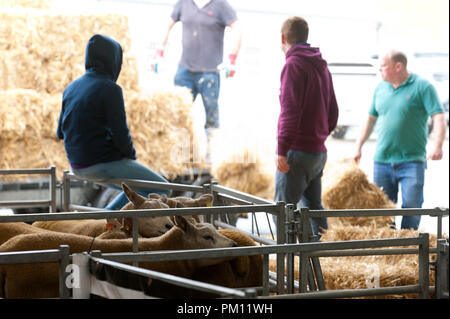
left=276, top=155, right=290, bottom=173
left=352, top=149, right=362, bottom=164
left=225, top=53, right=237, bottom=78
left=150, top=47, right=164, bottom=73
left=427, top=145, right=443, bottom=160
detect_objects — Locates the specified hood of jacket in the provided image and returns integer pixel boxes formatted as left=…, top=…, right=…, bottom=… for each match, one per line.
left=286, top=43, right=327, bottom=72
left=85, top=34, right=123, bottom=82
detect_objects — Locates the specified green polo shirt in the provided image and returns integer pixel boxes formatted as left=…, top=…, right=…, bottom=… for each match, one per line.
left=369, top=73, right=444, bottom=163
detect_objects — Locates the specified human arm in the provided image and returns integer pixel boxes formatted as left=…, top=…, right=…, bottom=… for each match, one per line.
left=160, top=18, right=177, bottom=51
left=427, top=112, right=447, bottom=160
left=353, top=114, right=377, bottom=163
left=151, top=19, right=177, bottom=72
left=56, top=105, right=64, bottom=140
left=276, top=63, right=304, bottom=172
left=224, top=20, right=242, bottom=78
left=105, top=85, right=137, bottom=160
left=276, top=155, right=290, bottom=173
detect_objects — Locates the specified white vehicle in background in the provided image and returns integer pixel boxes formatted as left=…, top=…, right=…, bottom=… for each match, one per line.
left=408, top=52, right=449, bottom=132
left=329, top=60, right=379, bottom=139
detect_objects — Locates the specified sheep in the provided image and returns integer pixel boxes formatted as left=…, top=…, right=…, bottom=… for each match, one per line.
left=32, top=183, right=174, bottom=239
left=150, top=193, right=213, bottom=208
left=186, top=228, right=263, bottom=298
left=0, top=216, right=237, bottom=299
left=144, top=227, right=264, bottom=299
left=149, top=193, right=214, bottom=223
left=0, top=222, right=47, bottom=246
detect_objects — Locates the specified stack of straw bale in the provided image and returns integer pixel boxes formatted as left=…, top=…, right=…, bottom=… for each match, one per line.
left=0, top=6, right=196, bottom=181
left=320, top=225, right=437, bottom=298
left=269, top=227, right=437, bottom=298
left=0, top=0, right=52, bottom=9
left=268, top=159, right=441, bottom=298
left=0, top=10, right=137, bottom=93
left=322, top=160, right=396, bottom=227
left=212, top=149, right=274, bottom=200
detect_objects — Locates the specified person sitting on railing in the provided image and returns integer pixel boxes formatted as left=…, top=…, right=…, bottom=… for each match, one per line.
left=56, top=34, right=170, bottom=210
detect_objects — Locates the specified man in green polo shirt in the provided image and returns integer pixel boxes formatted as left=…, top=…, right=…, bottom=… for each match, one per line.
left=353, top=49, right=446, bottom=230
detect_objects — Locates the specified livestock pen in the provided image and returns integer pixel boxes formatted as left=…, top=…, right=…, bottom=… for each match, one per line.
left=0, top=167, right=449, bottom=299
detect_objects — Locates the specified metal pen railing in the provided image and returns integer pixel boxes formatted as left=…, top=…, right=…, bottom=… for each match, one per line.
left=0, top=166, right=57, bottom=213
left=0, top=245, right=71, bottom=298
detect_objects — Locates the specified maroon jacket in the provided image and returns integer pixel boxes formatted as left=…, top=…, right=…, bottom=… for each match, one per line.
left=277, top=44, right=338, bottom=156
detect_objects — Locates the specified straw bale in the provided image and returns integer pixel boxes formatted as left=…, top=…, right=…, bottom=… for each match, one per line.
left=269, top=226, right=437, bottom=298
left=0, top=11, right=137, bottom=93
left=322, top=160, right=395, bottom=227
left=211, top=149, right=274, bottom=199
left=0, top=0, right=53, bottom=9
left=0, top=89, right=60, bottom=139
left=0, top=11, right=197, bottom=181
left=0, top=87, right=195, bottom=181
left=124, top=87, right=196, bottom=180
left=320, top=225, right=437, bottom=298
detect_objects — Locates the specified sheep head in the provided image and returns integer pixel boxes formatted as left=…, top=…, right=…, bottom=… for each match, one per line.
left=118, top=183, right=174, bottom=237
left=172, top=216, right=237, bottom=268
left=148, top=193, right=213, bottom=208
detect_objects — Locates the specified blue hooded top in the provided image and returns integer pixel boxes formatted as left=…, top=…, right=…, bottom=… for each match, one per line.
left=57, top=34, right=136, bottom=167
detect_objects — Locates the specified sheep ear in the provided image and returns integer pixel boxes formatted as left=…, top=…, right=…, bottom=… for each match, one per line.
left=160, top=194, right=168, bottom=203
left=200, top=194, right=213, bottom=201
left=122, top=183, right=146, bottom=207
left=176, top=202, right=184, bottom=208
left=199, top=194, right=213, bottom=206
left=122, top=183, right=131, bottom=195
left=120, top=218, right=133, bottom=235
left=174, top=215, right=193, bottom=232
left=167, top=199, right=184, bottom=208
left=166, top=199, right=177, bottom=208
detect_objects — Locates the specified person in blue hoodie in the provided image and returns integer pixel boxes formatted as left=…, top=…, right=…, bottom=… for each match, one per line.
left=57, top=34, right=170, bottom=210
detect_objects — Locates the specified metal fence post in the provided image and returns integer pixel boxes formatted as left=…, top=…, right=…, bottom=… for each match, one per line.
left=58, top=245, right=71, bottom=299
left=203, top=182, right=214, bottom=224
left=132, top=217, right=139, bottom=267
left=418, top=233, right=430, bottom=299
left=299, top=207, right=309, bottom=293
left=244, top=288, right=258, bottom=299
left=262, top=254, right=270, bottom=296
left=276, top=201, right=286, bottom=294
left=286, top=204, right=297, bottom=294
left=72, top=253, right=91, bottom=299
left=63, top=170, right=71, bottom=212
left=436, top=239, right=449, bottom=299
left=49, top=166, right=57, bottom=213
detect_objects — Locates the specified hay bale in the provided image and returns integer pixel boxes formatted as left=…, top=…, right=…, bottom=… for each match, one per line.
left=211, top=149, right=274, bottom=200
left=0, top=0, right=53, bottom=9
left=0, top=88, right=195, bottom=181
left=124, top=87, right=196, bottom=180
left=269, top=226, right=437, bottom=298
left=320, top=225, right=436, bottom=298
left=0, top=11, right=197, bottom=181
left=0, top=11, right=137, bottom=93
left=322, top=160, right=395, bottom=227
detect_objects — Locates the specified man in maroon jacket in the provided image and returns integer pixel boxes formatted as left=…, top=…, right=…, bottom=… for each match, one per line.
left=275, top=17, right=339, bottom=237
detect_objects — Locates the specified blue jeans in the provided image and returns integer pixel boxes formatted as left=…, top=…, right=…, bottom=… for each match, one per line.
left=72, top=159, right=170, bottom=210
left=374, top=161, right=426, bottom=230
left=174, top=65, right=220, bottom=130
left=274, top=150, right=328, bottom=237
